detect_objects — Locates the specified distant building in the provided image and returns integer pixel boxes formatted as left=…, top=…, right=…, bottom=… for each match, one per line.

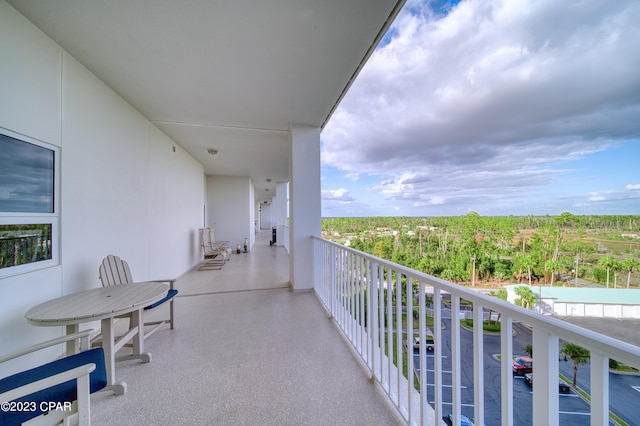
left=505, top=285, right=640, bottom=319
left=621, top=233, right=640, bottom=239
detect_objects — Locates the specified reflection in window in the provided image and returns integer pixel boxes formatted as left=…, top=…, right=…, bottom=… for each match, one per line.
left=0, top=133, right=55, bottom=213
left=0, top=224, right=52, bottom=269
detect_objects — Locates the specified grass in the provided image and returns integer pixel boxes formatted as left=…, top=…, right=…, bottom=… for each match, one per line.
left=461, top=318, right=501, bottom=333
left=615, top=365, right=639, bottom=373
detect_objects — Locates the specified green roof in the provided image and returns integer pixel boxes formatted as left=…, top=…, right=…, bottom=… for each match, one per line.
left=506, top=285, right=640, bottom=305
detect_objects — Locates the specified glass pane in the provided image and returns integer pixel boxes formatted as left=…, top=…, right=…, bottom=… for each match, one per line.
left=0, top=134, right=55, bottom=213
left=0, top=224, right=53, bottom=268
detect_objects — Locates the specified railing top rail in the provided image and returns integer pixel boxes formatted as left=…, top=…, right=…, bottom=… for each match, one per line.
left=313, top=236, right=640, bottom=367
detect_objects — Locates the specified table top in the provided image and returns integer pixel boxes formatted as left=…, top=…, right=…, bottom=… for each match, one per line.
left=25, top=281, right=170, bottom=326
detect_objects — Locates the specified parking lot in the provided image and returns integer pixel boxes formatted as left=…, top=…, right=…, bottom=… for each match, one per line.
left=409, top=312, right=639, bottom=425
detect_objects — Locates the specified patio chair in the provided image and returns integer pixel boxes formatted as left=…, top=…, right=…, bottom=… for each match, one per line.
left=0, top=330, right=107, bottom=426
left=199, top=228, right=232, bottom=270
left=99, top=255, right=178, bottom=339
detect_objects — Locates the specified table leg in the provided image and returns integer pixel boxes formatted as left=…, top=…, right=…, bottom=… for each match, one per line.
left=101, top=316, right=126, bottom=395
left=65, top=324, right=79, bottom=355
left=115, top=309, right=151, bottom=363
left=131, top=308, right=144, bottom=356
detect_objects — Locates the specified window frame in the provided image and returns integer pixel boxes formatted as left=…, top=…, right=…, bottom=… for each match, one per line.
left=0, top=129, right=60, bottom=278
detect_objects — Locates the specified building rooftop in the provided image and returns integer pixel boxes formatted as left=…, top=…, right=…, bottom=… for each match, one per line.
left=507, top=284, right=640, bottom=305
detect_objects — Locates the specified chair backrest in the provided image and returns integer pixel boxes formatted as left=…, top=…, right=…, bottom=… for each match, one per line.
left=200, top=228, right=223, bottom=256
left=99, top=255, right=134, bottom=287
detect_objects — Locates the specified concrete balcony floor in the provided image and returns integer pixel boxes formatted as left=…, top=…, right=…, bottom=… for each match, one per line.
left=91, top=231, right=404, bottom=425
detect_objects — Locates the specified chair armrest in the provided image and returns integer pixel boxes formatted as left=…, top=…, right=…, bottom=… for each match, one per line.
left=0, top=330, right=94, bottom=363
left=0, top=363, right=96, bottom=403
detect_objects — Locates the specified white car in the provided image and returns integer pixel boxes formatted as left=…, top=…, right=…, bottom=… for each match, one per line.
left=412, top=335, right=435, bottom=351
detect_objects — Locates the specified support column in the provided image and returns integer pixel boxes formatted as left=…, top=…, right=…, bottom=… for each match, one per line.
left=289, top=125, right=321, bottom=291
left=275, top=181, right=288, bottom=246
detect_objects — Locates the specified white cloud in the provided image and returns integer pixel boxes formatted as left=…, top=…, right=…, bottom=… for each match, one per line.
left=321, top=0, right=640, bottom=215
left=626, top=184, right=640, bottom=190
left=321, top=188, right=354, bottom=202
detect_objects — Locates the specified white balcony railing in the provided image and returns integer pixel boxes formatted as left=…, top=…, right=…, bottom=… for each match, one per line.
left=312, top=236, right=640, bottom=426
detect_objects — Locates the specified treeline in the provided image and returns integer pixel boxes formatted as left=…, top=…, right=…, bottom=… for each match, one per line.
left=322, top=213, right=640, bottom=287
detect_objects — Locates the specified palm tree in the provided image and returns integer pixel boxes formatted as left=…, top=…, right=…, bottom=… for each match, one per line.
left=612, top=259, right=622, bottom=288
left=597, top=255, right=615, bottom=288
left=522, top=254, right=536, bottom=286
left=622, top=258, right=639, bottom=288
left=560, top=342, right=590, bottom=387
left=544, top=259, right=560, bottom=286
left=514, top=285, right=537, bottom=310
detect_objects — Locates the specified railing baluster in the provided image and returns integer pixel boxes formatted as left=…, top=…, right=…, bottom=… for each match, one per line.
left=372, top=262, right=379, bottom=381
left=387, top=267, right=393, bottom=398
left=396, top=270, right=404, bottom=413
left=376, top=265, right=389, bottom=393
left=501, top=316, right=513, bottom=426
left=405, top=275, right=412, bottom=423
left=473, top=302, right=485, bottom=426
left=433, top=287, right=443, bottom=424
left=419, top=281, right=427, bottom=426
left=451, top=295, right=462, bottom=426
left=590, top=350, right=609, bottom=426
left=366, top=258, right=373, bottom=369
left=532, top=327, right=559, bottom=426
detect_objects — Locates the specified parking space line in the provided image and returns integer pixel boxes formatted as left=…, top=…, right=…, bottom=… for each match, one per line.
left=559, top=411, right=590, bottom=416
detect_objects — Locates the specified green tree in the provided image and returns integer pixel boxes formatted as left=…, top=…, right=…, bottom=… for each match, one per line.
left=487, top=289, right=508, bottom=324
left=524, top=344, right=533, bottom=357
left=514, top=286, right=537, bottom=309
left=597, top=255, right=615, bottom=288
left=544, top=259, right=560, bottom=286
left=612, top=259, right=622, bottom=288
left=522, top=255, right=537, bottom=285
left=622, top=258, right=640, bottom=288
left=560, top=343, right=590, bottom=386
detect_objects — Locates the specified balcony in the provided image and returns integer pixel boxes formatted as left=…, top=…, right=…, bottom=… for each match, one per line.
left=313, top=237, right=640, bottom=426
left=89, top=231, right=404, bottom=425
left=89, top=231, right=640, bottom=426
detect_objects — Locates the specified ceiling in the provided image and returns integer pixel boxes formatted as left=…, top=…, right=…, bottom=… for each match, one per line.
left=8, top=0, right=404, bottom=201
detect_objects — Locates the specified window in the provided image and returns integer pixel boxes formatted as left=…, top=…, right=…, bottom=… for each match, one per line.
left=0, top=130, right=59, bottom=276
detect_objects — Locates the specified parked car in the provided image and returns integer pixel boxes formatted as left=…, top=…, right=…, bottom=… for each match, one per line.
left=412, top=335, right=435, bottom=351
left=524, top=372, right=533, bottom=386
left=524, top=373, right=571, bottom=394
left=512, top=355, right=533, bottom=375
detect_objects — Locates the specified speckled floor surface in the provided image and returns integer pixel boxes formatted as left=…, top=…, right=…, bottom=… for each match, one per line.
left=90, top=232, right=404, bottom=425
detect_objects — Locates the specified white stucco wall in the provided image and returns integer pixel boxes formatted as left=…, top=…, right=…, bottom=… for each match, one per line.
left=0, top=2, right=205, bottom=373
left=206, top=175, right=254, bottom=250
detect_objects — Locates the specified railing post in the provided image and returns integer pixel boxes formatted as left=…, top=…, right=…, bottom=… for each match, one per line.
left=590, top=350, right=609, bottom=426
left=433, top=287, right=443, bottom=424
left=532, top=327, right=559, bottom=426
left=501, top=316, right=513, bottom=426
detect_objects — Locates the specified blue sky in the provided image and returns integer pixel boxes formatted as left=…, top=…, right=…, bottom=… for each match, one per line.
left=320, top=0, right=640, bottom=217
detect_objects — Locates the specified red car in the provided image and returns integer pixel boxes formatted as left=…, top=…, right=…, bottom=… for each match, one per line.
left=512, top=356, right=533, bottom=376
